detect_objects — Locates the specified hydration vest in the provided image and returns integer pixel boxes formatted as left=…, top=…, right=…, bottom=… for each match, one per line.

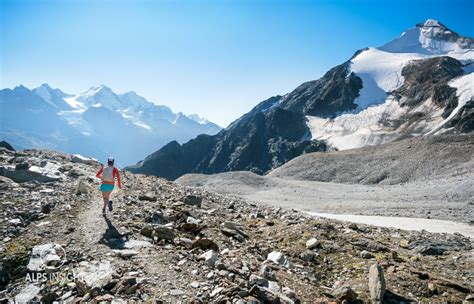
left=102, top=166, right=114, bottom=182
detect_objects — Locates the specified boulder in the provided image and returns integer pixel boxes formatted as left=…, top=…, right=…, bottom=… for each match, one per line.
left=0, top=163, right=64, bottom=183
left=332, top=285, right=358, bottom=303
left=191, top=239, right=219, bottom=251
left=14, top=284, right=41, bottom=303
left=199, top=250, right=219, bottom=267
left=75, top=261, right=114, bottom=296
left=138, top=193, right=157, bottom=202
left=140, top=225, right=175, bottom=241
left=351, top=238, right=388, bottom=252
left=71, top=154, right=97, bottom=165
left=183, top=195, right=202, bottom=206
left=76, top=179, right=89, bottom=195
left=259, top=264, right=276, bottom=281
left=267, top=251, right=291, bottom=268
left=221, top=221, right=248, bottom=242
left=27, top=243, right=65, bottom=272
left=369, top=263, right=386, bottom=303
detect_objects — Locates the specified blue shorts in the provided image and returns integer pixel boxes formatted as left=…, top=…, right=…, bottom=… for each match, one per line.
left=99, top=184, right=114, bottom=192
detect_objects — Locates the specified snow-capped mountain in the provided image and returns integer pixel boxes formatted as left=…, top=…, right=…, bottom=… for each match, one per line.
left=0, top=84, right=222, bottom=165
left=128, top=19, right=473, bottom=180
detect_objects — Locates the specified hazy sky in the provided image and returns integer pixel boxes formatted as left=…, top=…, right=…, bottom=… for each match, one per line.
left=1, top=0, right=473, bottom=126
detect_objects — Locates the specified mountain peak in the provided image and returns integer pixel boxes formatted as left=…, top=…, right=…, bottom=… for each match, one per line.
left=417, top=19, right=445, bottom=28
left=378, top=19, right=473, bottom=55
left=40, top=83, right=53, bottom=90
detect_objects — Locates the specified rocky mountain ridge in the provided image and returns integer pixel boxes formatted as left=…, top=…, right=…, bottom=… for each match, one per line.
left=0, top=145, right=472, bottom=303
left=128, top=19, right=474, bottom=180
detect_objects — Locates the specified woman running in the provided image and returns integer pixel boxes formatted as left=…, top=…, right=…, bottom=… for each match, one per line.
left=96, top=157, right=122, bottom=214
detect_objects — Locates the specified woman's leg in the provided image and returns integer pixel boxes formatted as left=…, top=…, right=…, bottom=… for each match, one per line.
left=102, top=191, right=110, bottom=212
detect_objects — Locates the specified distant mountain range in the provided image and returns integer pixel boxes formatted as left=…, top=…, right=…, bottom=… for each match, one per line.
left=0, top=84, right=221, bottom=165
left=127, top=19, right=474, bottom=179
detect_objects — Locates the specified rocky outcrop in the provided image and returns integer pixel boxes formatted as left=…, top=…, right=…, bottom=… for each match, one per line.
left=127, top=105, right=327, bottom=179
left=279, top=62, right=362, bottom=117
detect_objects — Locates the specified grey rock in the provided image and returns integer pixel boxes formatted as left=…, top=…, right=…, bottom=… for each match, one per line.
left=360, top=250, right=375, bottom=259
left=306, top=238, right=319, bottom=249
left=75, top=261, right=114, bottom=296
left=259, top=264, right=276, bottom=281
left=183, top=194, right=202, bottom=206
left=76, top=179, right=89, bottom=195
left=267, top=251, right=291, bottom=268
left=27, top=243, right=64, bottom=272
left=71, top=154, right=97, bottom=165
left=332, top=285, right=358, bottom=303
left=199, top=250, right=219, bottom=267
left=14, top=284, right=41, bottom=303
left=369, top=263, right=386, bottom=303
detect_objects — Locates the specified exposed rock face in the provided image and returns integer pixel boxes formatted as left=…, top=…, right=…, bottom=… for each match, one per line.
left=129, top=20, right=473, bottom=180
left=127, top=105, right=327, bottom=179
left=279, top=62, right=362, bottom=117
left=394, top=56, right=463, bottom=118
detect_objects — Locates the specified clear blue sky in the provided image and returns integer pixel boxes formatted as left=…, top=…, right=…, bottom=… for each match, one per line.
left=1, top=0, right=473, bottom=126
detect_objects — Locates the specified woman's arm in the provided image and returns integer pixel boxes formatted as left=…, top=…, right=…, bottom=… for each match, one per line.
left=96, top=166, right=103, bottom=179
left=114, top=167, right=122, bottom=188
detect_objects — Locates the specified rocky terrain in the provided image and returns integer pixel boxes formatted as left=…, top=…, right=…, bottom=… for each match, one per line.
left=1, top=145, right=473, bottom=303
left=177, top=134, right=474, bottom=223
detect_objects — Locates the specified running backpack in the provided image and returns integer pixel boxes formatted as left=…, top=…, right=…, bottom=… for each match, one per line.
left=102, top=166, right=114, bottom=182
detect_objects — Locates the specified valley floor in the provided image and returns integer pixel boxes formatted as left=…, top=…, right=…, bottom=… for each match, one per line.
left=177, top=171, right=474, bottom=225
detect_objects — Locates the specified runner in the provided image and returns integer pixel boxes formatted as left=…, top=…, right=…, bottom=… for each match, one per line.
left=96, top=157, right=122, bottom=214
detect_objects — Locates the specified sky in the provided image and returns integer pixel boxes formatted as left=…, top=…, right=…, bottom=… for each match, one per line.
left=1, top=0, right=473, bottom=127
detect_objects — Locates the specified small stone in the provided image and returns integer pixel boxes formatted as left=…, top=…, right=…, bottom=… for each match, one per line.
left=360, top=250, right=375, bottom=259
left=306, top=238, right=318, bottom=250
left=170, top=289, right=185, bottom=296
left=191, top=281, right=200, bottom=288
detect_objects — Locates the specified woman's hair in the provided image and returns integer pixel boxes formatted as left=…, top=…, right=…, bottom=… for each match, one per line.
left=107, top=157, right=115, bottom=166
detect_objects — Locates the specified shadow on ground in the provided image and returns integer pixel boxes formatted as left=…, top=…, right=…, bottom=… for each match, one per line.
left=99, top=214, right=129, bottom=249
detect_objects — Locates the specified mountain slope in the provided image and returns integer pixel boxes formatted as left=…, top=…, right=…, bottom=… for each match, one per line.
left=128, top=19, right=474, bottom=180
left=0, top=84, right=222, bottom=165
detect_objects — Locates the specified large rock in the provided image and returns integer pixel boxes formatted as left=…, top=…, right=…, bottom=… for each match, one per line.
left=369, top=263, right=386, bottom=303
left=183, top=195, right=202, bottom=206
left=266, top=251, right=291, bottom=268
left=140, top=225, right=175, bottom=241
left=71, top=154, right=97, bottom=165
left=14, top=284, right=41, bottom=303
left=27, top=243, right=65, bottom=272
left=220, top=221, right=248, bottom=242
left=75, top=261, right=114, bottom=296
left=332, top=285, right=358, bottom=303
left=0, top=162, right=65, bottom=183
left=199, top=250, right=219, bottom=267
left=76, top=179, right=89, bottom=195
